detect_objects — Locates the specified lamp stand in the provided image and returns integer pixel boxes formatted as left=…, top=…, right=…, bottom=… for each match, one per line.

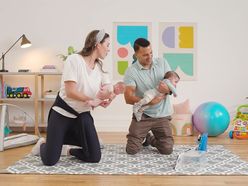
left=0, top=53, right=8, bottom=72
left=0, top=54, right=8, bottom=72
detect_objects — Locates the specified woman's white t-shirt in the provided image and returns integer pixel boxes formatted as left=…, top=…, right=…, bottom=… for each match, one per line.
left=52, top=54, right=102, bottom=118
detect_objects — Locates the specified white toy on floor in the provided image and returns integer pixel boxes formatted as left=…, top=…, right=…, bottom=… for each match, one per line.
left=0, top=103, right=40, bottom=151
left=175, top=133, right=208, bottom=171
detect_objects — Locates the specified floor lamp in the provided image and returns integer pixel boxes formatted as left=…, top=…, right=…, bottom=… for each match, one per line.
left=0, top=34, right=32, bottom=72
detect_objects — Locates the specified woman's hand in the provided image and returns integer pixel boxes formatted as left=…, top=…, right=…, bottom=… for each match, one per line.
left=109, top=93, right=116, bottom=101
left=96, top=87, right=112, bottom=100
left=99, top=99, right=112, bottom=108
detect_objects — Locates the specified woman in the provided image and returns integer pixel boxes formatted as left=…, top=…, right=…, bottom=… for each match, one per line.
left=31, top=30, right=112, bottom=166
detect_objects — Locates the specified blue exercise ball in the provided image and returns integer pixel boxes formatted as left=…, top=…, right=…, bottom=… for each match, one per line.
left=193, top=102, right=230, bottom=136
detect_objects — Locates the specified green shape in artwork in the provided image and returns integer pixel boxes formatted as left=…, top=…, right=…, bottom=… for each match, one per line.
left=164, top=53, right=193, bottom=76
left=118, top=61, right=129, bottom=75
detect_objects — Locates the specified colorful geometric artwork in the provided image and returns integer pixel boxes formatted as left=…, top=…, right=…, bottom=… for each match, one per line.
left=159, top=23, right=197, bottom=80
left=179, top=27, right=194, bottom=48
left=113, top=22, right=152, bottom=79
left=164, top=53, right=193, bottom=76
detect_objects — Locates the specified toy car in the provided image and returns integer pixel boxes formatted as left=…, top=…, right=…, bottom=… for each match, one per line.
left=6, top=86, right=32, bottom=98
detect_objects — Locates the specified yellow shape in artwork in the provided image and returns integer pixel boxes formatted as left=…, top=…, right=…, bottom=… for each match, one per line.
left=179, top=27, right=194, bottom=48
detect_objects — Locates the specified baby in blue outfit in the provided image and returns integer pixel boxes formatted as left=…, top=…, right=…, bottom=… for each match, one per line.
left=133, top=71, right=180, bottom=121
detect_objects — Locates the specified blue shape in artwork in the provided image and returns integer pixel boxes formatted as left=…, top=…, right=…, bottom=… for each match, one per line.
left=117, top=26, right=148, bottom=47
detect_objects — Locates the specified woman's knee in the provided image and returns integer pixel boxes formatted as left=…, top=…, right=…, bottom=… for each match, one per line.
left=90, top=153, right=101, bottom=163
left=41, top=156, right=59, bottom=166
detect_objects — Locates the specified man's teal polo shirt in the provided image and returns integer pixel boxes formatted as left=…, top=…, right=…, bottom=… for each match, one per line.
left=124, top=58, right=173, bottom=118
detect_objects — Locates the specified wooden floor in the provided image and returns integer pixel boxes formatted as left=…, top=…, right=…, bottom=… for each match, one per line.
left=1, top=132, right=248, bottom=186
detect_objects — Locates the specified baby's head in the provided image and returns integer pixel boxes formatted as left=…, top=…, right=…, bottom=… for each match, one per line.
left=113, top=82, right=126, bottom=95
left=164, top=71, right=180, bottom=87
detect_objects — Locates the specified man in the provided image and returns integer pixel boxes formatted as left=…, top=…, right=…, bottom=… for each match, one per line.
left=123, top=38, right=174, bottom=155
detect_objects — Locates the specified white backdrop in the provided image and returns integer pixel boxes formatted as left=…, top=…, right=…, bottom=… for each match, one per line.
left=0, top=0, right=248, bottom=131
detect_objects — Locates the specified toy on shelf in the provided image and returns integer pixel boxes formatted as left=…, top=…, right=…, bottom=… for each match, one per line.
left=175, top=133, right=208, bottom=171
left=44, top=89, right=58, bottom=99
left=40, top=65, right=58, bottom=73
left=229, top=104, right=248, bottom=140
left=6, top=86, right=32, bottom=98
left=18, top=69, right=30, bottom=73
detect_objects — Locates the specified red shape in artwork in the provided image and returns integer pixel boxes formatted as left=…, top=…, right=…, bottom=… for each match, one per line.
left=117, top=47, right=128, bottom=58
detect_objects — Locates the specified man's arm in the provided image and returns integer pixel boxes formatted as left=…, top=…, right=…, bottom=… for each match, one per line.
left=124, top=86, right=166, bottom=106
left=124, top=86, right=141, bottom=105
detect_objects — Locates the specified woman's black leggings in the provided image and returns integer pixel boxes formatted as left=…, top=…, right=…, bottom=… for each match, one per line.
left=40, top=109, right=101, bottom=166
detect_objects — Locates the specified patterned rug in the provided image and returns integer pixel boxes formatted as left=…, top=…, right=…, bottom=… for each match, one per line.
left=5, top=144, right=248, bottom=175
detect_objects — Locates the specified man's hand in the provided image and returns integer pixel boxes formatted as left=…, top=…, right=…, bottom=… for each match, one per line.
left=149, top=95, right=166, bottom=106
left=158, top=81, right=170, bottom=94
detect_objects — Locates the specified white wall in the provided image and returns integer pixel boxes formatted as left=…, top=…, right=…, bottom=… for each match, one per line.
left=1, top=0, right=248, bottom=131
